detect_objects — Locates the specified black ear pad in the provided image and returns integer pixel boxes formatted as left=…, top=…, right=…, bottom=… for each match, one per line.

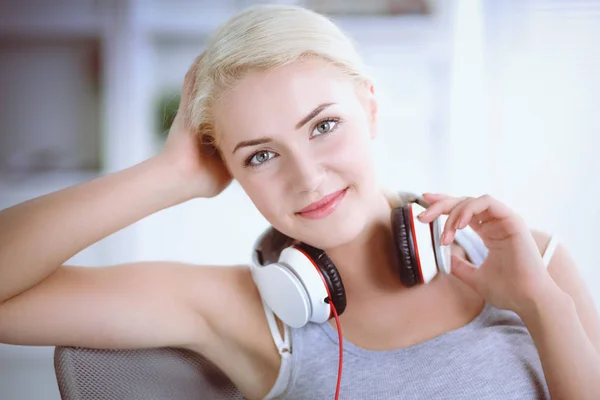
left=391, top=205, right=421, bottom=287
left=254, top=227, right=296, bottom=265
left=294, top=242, right=347, bottom=317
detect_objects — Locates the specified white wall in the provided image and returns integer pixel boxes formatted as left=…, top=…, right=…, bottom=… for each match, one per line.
left=448, top=0, right=600, bottom=304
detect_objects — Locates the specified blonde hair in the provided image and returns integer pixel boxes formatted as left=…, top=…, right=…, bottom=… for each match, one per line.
left=189, top=4, right=371, bottom=147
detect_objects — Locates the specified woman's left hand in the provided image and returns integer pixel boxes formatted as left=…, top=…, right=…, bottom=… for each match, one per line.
left=417, top=193, right=561, bottom=317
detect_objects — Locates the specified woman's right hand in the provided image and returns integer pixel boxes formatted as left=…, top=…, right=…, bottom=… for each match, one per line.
left=160, top=54, right=232, bottom=199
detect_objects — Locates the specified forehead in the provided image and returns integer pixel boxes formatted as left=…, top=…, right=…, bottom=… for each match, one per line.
left=214, top=60, right=358, bottom=151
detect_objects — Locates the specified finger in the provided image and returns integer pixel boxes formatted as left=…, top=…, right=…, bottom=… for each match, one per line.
left=441, top=197, right=474, bottom=244
left=185, top=52, right=206, bottom=82
left=422, top=193, right=450, bottom=204
left=181, top=53, right=206, bottom=104
left=422, top=192, right=448, bottom=199
left=448, top=206, right=492, bottom=243
left=450, top=255, right=480, bottom=292
left=417, top=195, right=468, bottom=223
left=456, top=194, right=514, bottom=229
left=453, top=195, right=527, bottom=241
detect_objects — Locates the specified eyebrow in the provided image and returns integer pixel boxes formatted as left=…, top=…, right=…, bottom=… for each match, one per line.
left=232, top=102, right=336, bottom=154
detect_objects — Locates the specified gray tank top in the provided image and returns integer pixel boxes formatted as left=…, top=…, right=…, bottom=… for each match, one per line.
left=266, top=227, right=553, bottom=399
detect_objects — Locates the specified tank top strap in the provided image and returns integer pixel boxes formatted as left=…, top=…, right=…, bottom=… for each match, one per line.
left=261, top=301, right=292, bottom=399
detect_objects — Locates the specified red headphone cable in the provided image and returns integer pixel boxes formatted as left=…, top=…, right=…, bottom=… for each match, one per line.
left=325, top=297, right=343, bottom=400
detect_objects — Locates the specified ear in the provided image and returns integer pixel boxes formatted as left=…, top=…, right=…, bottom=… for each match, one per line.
left=364, top=81, right=378, bottom=139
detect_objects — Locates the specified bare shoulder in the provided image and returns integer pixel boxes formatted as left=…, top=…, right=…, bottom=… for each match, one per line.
left=188, top=264, right=274, bottom=345
left=183, top=264, right=283, bottom=399
left=530, top=229, right=600, bottom=352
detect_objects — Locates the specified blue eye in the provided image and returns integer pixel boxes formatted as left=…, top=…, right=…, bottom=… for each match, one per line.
left=311, top=118, right=340, bottom=137
left=246, top=150, right=275, bottom=167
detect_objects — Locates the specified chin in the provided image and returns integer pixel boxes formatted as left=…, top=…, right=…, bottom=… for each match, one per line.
left=308, top=222, right=366, bottom=250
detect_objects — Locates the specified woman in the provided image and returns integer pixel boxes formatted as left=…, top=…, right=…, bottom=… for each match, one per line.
left=0, top=4, right=599, bottom=400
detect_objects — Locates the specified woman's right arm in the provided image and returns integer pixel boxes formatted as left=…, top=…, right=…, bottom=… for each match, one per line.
left=0, top=156, right=220, bottom=351
left=0, top=156, right=191, bottom=305
left=0, top=55, right=237, bottom=352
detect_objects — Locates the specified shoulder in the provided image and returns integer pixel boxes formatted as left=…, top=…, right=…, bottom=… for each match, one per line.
left=151, top=262, right=275, bottom=354
left=181, top=264, right=283, bottom=398
left=183, top=264, right=270, bottom=343
left=529, top=229, right=600, bottom=352
left=529, top=229, right=558, bottom=262
left=173, top=263, right=257, bottom=322
left=529, top=228, right=579, bottom=280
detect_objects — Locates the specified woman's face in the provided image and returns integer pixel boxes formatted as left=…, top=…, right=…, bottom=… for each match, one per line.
left=214, top=59, right=380, bottom=249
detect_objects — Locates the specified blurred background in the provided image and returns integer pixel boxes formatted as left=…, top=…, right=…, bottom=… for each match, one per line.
left=0, top=0, right=598, bottom=398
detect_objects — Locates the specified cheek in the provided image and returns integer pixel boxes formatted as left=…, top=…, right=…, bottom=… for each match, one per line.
left=236, top=174, right=283, bottom=219
left=330, top=126, right=374, bottom=173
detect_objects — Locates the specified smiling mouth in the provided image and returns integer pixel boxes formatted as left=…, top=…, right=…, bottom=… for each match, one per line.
left=296, top=187, right=349, bottom=220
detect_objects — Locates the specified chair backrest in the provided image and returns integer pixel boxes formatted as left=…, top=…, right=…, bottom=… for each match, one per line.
left=53, top=346, right=246, bottom=400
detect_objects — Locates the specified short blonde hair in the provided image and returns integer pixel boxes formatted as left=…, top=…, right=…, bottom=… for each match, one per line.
left=189, top=4, right=371, bottom=146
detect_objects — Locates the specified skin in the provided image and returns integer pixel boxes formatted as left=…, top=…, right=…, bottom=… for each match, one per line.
left=0, top=56, right=599, bottom=400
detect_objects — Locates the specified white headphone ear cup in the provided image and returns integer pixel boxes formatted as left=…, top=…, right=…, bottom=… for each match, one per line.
left=279, top=247, right=331, bottom=324
left=411, top=203, right=443, bottom=283
left=252, top=262, right=312, bottom=328
left=432, top=215, right=452, bottom=274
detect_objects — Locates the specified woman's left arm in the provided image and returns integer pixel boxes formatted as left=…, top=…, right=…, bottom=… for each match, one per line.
left=418, top=193, right=600, bottom=400
left=522, top=231, right=600, bottom=400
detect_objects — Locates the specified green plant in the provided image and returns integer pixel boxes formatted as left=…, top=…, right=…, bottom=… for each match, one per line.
left=156, top=91, right=181, bottom=141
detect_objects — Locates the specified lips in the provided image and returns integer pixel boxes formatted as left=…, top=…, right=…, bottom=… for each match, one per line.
left=296, top=187, right=348, bottom=220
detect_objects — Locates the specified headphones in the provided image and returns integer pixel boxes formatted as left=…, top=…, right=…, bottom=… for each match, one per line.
left=250, top=195, right=452, bottom=328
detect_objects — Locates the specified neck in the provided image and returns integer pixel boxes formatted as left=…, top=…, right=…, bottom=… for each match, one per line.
left=324, top=190, right=404, bottom=298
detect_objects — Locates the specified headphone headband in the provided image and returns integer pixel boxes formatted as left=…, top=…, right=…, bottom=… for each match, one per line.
left=252, top=227, right=296, bottom=267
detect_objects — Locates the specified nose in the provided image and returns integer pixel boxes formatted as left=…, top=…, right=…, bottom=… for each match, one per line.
left=287, top=152, right=325, bottom=194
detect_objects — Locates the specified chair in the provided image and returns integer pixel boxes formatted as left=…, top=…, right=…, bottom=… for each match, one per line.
left=53, top=346, right=246, bottom=399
